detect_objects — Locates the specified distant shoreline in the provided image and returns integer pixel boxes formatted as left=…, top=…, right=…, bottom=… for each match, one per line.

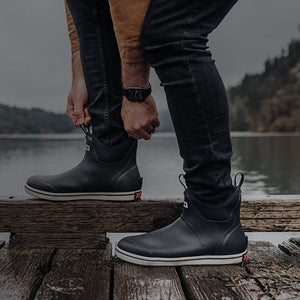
left=0, top=131, right=300, bottom=140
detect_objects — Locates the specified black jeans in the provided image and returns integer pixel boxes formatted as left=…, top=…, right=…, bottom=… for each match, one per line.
left=66, top=0, right=237, bottom=203
left=66, top=0, right=128, bottom=146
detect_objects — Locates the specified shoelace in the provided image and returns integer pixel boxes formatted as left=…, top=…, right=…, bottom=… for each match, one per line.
left=80, top=125, right=92, bottom=152
left=79, top=124, right=92, bottom=135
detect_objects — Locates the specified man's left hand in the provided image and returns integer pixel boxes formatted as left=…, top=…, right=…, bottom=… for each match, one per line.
left=121, top=95, right=160, bottom=140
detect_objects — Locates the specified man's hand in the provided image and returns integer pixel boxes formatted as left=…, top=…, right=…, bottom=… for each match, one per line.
left=66, top=51, right=91, bottom=126
left=121, top=60, right=160, bottom=140
left=121, top=95, right=160, bottom=140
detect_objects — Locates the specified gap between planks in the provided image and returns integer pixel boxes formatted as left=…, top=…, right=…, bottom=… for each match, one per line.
left=177, top=240, right=300, bottom=300
left=0, top=244, right=56, bottom=300
left=0, top=239, right=299, bottom=300
left=34, top=244, right=113, bottom=300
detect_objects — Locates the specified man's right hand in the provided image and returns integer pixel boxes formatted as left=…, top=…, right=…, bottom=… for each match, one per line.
left=66, top=51, right=91, bottom=126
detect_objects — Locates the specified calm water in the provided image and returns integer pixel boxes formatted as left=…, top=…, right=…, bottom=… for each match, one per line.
left=0, top=132, right=299, bottom=197
left=0, top=132, right=299, bottom=245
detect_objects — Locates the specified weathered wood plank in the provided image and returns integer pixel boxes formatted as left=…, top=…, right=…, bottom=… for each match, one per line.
left=241, top=219, right=300, bottom=232
left=240, top=198, right=300, bottom=232
left=245, top=241, right=300, bottom=299
left=0, top=245, right=55, bottom=300
left=9, top=232, right=107, bottom=249
left=0, top=197, right=299, bottom=234
left=0, top=198, right=182, bottom=234
left=179, top=263, right=264, bottom=299
left=114, top=262, right=186, bottom=300
left=278, top=238, right=300, bottom=258
left=35, top=243, right=112, bottom=299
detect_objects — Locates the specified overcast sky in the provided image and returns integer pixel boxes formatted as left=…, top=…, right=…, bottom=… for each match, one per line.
left=0, top=0, right=299, bottom=113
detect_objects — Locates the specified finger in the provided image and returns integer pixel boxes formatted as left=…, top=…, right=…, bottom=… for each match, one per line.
left=73, top=101, right=85, bottom=126
left=137, top=129, right=151, bottom=140
left=142, top=131, right=152, bottom=140
left=129, top=133, right=141, bottom=140
left=152, top=118, right=160, bottom=128
left=71, top=115, right=78, bottom=126
left=129, top=128, right=145, bottom=140
left=66, top=98, right=77, bottom=126
left=66, top=97, right=73, bottom=116
left=84, top=108, right=92, bottom=125
left=144, top=124, right=155, bottom=133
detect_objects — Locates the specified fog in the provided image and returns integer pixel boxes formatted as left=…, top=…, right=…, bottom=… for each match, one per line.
left=0, top=0, right=299, bottom=112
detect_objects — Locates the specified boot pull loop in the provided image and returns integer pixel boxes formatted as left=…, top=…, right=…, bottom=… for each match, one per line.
left=79, top=124, right=92, bottom=135
left=234, top=171, right=244, bottom=188
left=179, top=173, right=187, bottom=190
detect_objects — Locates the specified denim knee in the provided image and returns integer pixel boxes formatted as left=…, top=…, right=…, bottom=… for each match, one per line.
left=141, top=18, right=213, bottom=67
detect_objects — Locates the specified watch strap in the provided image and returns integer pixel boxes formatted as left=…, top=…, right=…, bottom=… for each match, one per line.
left=122, top=83, right=152, bottom=102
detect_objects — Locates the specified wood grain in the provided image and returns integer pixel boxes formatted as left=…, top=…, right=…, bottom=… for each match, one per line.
left=240, top=199, right=300, bottom=232
left=35, top=243, right=112, bottom=300
left=9, top=232, right=107, bottom=249
left=0, top=198, right=182, bottom=234
left=0, top=239, right=299, bottom=299
left=179, top=264, right=263, bottom=300
left=246, top=241, right=300, bottom=299
left=278, top=238, right=300, bottom=257
left=0, top=245, right=55, bottom=300
left=0, top=240, right=5, bottom=249
left=114, top=262, right=186, bottom=300
left=0, top=197, right=299, bottom=234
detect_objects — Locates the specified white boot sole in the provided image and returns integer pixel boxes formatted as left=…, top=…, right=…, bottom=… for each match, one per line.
left=25, top=184, right=141, bottom=201
left=116, top=246, right=247, bottom=266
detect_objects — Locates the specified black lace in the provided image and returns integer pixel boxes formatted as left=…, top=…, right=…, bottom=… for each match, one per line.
left=79, top=124, right=92, bottom=135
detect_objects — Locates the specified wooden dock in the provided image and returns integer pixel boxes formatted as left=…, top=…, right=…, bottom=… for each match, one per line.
left=0, top=195, right=299, bottom=299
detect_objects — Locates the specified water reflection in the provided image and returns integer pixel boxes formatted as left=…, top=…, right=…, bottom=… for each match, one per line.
left=0, top=133, right=299, bottom=198
left=231, top=136, right=300, bottom=195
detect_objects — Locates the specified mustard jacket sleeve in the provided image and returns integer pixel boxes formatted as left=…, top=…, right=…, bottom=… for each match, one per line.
left=109, top=0, right=150, bottom=64
left=64, top=0, right=80, bottom=54
left=64, top=0, right=149, bottom=63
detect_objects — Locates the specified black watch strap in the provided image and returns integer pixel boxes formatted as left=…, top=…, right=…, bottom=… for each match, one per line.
left=122, top=83, right=152, bottom=102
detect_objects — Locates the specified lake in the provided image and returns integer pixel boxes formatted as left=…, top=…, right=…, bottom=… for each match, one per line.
left=0, top=132, right=299, bottom=197
left=0, top=132, right=299, bottom=245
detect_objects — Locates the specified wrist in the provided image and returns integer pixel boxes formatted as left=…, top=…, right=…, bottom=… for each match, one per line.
left=122, top=60, right=150, bottom=88
left=71, top=51, right=84, bottom=82
left=122, top=83, right=151, bottom=102
left=72, top=50, right=80, bottom=62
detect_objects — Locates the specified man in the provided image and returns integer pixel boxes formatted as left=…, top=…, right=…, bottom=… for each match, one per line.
left=26, top=0, right=248, bottom=266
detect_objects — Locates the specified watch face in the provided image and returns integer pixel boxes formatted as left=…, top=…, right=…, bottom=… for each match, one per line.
left=128, top=88, right=143, bottom=101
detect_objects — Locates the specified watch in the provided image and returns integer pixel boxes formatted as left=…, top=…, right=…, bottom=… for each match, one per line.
left=122, top=83, right=152, bottom=102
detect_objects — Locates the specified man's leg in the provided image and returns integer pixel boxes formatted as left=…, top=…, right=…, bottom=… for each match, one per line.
left=66, top=0, right=127, bottom=145
left=142, top=0, right=238, bottom=203
left=116, top=0, right=248, bottom=265
left=25, top=0, right=142, bottom=201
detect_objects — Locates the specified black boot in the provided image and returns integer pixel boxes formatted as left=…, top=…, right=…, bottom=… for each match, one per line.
left=116, top=173, right=248, bottom=266
left=25, top=127, right=143, bottom=201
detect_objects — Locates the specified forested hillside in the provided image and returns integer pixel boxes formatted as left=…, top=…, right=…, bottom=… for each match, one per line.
left=228, top=38, right=300, bottom=131
left=0, top=104, right=74, bottom=134
left=1, top=38, right=299, bottom=134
